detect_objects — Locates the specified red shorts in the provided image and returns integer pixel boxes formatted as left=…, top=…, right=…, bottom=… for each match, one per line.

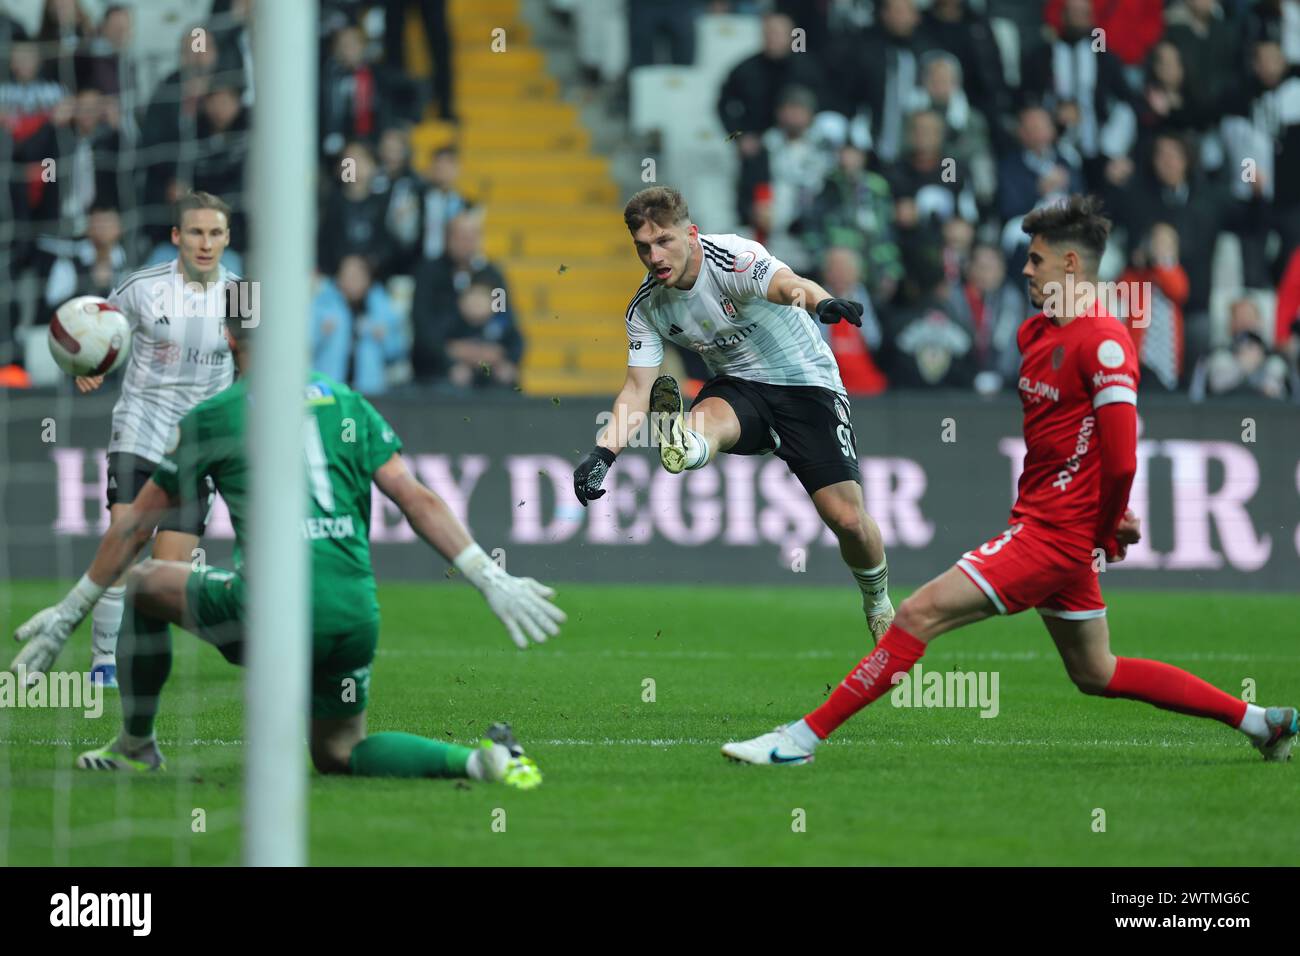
left=955, top=520, right=1106, bottom=620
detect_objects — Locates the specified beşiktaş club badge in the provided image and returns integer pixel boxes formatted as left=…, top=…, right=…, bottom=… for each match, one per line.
left=719, top=296, right=737, bottom=318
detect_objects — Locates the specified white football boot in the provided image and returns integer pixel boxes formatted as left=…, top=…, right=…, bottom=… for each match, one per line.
left=649, top=375, right=687, bottom=474
left=722, top=723, right=816, bottom=766
left=867, top=597, right=895, bottom=644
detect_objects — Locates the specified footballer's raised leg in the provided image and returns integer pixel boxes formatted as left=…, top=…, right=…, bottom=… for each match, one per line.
left=649, top=375, right=689, bottom=473
left=648, top=375, right=738, bottom=475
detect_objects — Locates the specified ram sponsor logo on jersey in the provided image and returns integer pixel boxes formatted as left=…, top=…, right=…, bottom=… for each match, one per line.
left=1018, top=377, right=1060, bottom=403
left=184, top=347, right=227, bottom=367
left=689, top=322, right=759, bottom=355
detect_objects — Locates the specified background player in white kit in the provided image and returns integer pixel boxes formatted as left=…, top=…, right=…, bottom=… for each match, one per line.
left=572, top=186, right=894, bottom=639
left=73, top=191, right=240, bottom=687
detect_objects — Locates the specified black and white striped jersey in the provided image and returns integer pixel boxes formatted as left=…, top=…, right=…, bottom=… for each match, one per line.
left=625, top=234, right=844, bottom=394
left=106, top=259, right=238, bottom=464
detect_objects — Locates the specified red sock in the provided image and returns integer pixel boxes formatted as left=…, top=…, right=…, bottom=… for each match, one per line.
left=804, top=625, right=927, bottom=739
left=1104, top=657, right=1247, bottom=727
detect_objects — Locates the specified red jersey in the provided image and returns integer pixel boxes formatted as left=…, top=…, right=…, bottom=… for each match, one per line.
left=1011, top=306, right=1140, bottom=551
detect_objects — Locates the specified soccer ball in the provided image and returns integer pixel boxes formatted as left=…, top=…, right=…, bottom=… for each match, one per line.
left=48, top=296, right=132, bottom=377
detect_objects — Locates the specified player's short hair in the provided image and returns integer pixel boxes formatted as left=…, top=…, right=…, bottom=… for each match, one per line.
left=1021, top=195, right=1111, bottom=268
left=623, top=186, right=690, bottom=233
left=175, top=190, right=232, bottom=228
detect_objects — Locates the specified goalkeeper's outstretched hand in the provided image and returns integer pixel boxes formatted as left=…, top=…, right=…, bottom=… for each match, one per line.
left=10, top=575, right=102, bottom=683
left=814, top=297, right=864, bottom=327
left=454, top=544, right=567, bottom=649
left=10, top=605, right=79, bottom=683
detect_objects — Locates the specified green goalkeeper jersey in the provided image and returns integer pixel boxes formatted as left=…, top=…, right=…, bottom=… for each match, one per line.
left=152, top=372, right=403, bottom=633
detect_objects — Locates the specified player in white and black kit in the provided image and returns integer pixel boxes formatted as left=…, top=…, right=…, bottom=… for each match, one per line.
left=74, top=191, right=240, bottom=687
left=573, top=186, right=895, bottom=639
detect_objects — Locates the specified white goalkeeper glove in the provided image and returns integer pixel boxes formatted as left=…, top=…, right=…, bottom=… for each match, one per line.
left=453, top=544, right=566, bottom=649
left=10, top=574, right=104, bottom=683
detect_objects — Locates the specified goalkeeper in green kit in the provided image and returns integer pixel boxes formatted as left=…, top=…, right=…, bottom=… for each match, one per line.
left=11, top=307, right=564, bottom=788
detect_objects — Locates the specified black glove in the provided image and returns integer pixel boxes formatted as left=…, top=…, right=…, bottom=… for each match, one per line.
left=815, top=297, right=864, bottom=327
left=573, top=446, right=617, bottom=507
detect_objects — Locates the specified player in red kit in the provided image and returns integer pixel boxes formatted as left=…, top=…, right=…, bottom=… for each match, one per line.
left=722, top=196, right=1298, bottom=766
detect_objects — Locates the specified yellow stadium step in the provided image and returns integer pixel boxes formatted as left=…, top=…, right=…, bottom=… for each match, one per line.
left=508, top=293, right=635, bottom=315
left=466, top=180, right=618, bottom=205
left=547, top=283, right=644, bottom=309
left=443, top=0, right=647, bottom=395
left=507, top=258, right=640, bottom=284
left=458, top=113, right=584, bottom=134
left=477, top=195, right=616, bottom=222
left=454, top=49, right=547, bottom=74
left=575, top=348, right=630, bottom=372
left=484, top=231, right=630, bottom=260
left=460, top=126, right=591, bottom=153
left=409, top=122, right=460, bottom=154
left=448, top=21, right=531, bottom=47
left=450, top=0, right=520, bottom=17
left=462, top=170, right=613, bottom=200
left=521, top=368, right=625, bottom=396
left=522, top=344, right=568, bottom=370
left=455, top=74, right=559, bottom=100
left=465, top=157, right=611, bottom=183
left=517, top=286, right=641, bottom=317
left=521, top=312, right=626, bottom=330
left=521, top=320, right=618, bottom=341
left=456, top=101, right=578, bottom=126
left=523, top=343, right=626, bottom=373
left=488, top=221, right=629, bottom=243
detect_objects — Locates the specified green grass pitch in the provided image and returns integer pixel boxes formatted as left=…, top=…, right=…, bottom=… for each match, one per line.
left=2, top=580, right=1296, bottom=866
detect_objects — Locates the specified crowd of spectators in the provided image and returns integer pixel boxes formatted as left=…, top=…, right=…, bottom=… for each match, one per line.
left=697, top=0, right=1300, bottom=401
left=5, top=0, right=1298, bottom=402
left=1, top=0, right=517, bottom=395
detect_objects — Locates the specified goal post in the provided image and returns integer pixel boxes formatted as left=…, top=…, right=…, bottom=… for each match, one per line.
left=244, top=0, right=318, bottom=867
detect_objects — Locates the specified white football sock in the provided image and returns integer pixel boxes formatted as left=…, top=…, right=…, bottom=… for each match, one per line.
left=1237, top=704, right=1269, bottom=742
left=467, top=748, right=487, bottom=780
left=91, top=586, right=126, bottom=667
left=683, top=428, right=711, bottom=469
left=787, top=719, right=821, bottom=750
left=852, top=561, right=890, bottom=613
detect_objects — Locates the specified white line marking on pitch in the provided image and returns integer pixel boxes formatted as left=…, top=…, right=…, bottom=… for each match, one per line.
left=376, top=648, right=1300, bottom=663
left=19, top=736, right=1204, bottom=749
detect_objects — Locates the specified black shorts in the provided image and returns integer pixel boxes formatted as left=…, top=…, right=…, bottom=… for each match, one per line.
left=692, top=375, right=860, bottom=495
left=106, top=451, right=215, bottom=536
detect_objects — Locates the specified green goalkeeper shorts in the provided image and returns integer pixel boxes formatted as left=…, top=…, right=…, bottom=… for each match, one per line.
left=186, top=565, right=378, bottom=719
